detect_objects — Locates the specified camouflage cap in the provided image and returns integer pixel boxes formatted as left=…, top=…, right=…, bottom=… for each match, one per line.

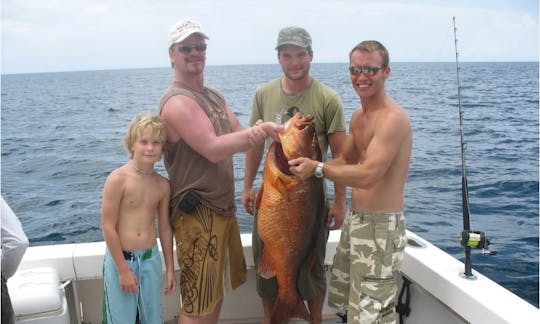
left=275, top=26, right=312, bottom=49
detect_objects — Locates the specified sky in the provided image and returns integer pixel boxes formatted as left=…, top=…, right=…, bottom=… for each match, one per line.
left=1, top=0, right=538, bottom=74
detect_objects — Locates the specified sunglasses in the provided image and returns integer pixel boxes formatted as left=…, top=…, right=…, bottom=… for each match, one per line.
left=349, top=66, right=382, bottom=76
left=177, top=43, right=207, bottom=54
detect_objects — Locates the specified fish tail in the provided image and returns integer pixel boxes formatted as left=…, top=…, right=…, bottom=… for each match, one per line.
left=271, top=292, right=309, bottom=324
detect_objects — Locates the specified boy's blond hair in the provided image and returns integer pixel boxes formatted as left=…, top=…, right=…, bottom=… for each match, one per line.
left=124, top=114, right=167, bottom=159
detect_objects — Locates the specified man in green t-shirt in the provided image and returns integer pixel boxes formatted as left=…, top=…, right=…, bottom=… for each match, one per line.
left=241, top=26, right=346, bottom=324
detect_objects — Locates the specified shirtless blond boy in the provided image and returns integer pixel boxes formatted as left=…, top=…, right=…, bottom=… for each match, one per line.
left=102, top=114, right=176, bottom=324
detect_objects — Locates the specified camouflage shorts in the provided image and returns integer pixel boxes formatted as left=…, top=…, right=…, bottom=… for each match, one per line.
left=328, top=209, right=407, bottom=324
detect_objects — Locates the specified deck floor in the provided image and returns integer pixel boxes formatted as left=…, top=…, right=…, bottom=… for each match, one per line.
left=165, top=315, right=343, bottom=323
left=165, top=320, right=341, bottom=324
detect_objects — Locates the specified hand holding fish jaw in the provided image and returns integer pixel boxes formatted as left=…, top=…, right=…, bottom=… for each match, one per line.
left=255, top=119, right=283, bottom=143
left=248, top=120, right=283, bottom=146
left=288, top=157, right=318, bottom=180
left=247, top=123, right=267, bottom=147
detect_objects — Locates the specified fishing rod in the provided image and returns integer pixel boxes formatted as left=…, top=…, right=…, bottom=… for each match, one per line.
left=452, top=16, right=496, bottom=280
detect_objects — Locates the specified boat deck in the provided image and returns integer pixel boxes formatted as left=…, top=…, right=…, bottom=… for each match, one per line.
left=165, top=317, right=342, bottom=324
left=12, top=232, right=540, bottom=324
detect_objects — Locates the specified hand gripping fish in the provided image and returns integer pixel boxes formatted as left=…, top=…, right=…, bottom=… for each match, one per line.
left=256, top=110, right=325, bottom=323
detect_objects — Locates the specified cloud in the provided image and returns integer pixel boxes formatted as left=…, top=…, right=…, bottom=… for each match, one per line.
left=1, top=0, right=537, bottom=74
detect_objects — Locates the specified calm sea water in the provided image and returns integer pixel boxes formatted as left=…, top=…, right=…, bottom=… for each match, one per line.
left=1, top=62, right=538, bottom=307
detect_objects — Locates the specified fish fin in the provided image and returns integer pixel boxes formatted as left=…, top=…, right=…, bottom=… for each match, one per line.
left=271, top=294, right=310, bottom=324
left=258, top=252, right=276, bottom=279
left=275, top=177, right=291, bottom=202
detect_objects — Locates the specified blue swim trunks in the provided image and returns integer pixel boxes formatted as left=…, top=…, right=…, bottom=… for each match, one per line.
left=103, top=244, right=163, bottom=324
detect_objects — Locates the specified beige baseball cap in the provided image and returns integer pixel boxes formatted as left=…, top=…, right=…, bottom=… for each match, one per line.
left=168, top=19, right=209, bottom=48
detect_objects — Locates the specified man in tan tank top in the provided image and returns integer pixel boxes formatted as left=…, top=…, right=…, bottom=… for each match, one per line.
left=289, top=40, right=412, bottom=324
left=159, top=19, right=281, bottom=324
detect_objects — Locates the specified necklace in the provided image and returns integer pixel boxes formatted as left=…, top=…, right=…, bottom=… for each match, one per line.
left=132, top=163, right=155, bottom=175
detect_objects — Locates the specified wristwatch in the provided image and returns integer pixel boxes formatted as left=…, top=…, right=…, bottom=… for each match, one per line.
left=314, top=162, right=324, bottom=178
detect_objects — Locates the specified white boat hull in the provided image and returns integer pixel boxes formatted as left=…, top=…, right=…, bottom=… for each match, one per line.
left=9, top=230, right=540, bottom=323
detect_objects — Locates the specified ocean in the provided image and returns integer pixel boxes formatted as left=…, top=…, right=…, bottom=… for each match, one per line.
left=1, top=62, right=538, bottom=307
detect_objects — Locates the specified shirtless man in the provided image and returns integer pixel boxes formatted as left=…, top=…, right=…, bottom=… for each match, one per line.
left=101, top=114, right=176, bottom=323
left=289, top=40, right=412, bottom=324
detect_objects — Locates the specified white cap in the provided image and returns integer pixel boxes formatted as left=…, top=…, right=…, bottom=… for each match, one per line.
left=168, top=19, right=209, bottom=48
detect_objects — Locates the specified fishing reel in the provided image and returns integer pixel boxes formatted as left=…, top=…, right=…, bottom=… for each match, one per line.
left=460, top=230, right=497, bottom=255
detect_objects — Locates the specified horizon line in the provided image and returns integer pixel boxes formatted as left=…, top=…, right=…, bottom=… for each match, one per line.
left=2, top=60, right=538, bottom=76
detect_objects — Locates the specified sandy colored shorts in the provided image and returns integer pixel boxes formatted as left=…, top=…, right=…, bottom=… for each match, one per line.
left=171, top=204, right=247, bottom=316
left=328, top=209, right=407, bottom=324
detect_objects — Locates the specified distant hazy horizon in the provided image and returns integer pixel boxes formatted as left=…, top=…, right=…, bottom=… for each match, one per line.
left=1, top=0, right=537, bottom=75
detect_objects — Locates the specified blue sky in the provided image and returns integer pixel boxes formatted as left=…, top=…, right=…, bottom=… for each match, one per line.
left=1, top=0, right=538, bottom=74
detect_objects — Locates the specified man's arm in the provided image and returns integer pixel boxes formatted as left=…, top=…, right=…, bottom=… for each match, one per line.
left=1, top=197, right=29, bottom=279
left=289, top=111, right=409, bottom=188
left=161, top=95, right=278, bottom=163
left=156, top=178, right=176, bottom=295
left=242, top=142, right=265, bottom=215
left=326, top=131, right=346, bottom=229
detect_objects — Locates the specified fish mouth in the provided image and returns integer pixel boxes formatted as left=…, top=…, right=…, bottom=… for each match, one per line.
left=298, top=117, right=314, bottom=130
left=274, top=142, right=293, bottom=176
left=273, top=110, right=316, bottom=174
left=279, top=113, right=314, bottom=140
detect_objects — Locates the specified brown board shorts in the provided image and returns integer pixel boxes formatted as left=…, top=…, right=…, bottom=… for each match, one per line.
left=171, top=204, right=247, bottom=316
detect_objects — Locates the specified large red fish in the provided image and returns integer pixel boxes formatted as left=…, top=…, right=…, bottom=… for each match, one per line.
left=256, top=110, right=325, bottom=323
